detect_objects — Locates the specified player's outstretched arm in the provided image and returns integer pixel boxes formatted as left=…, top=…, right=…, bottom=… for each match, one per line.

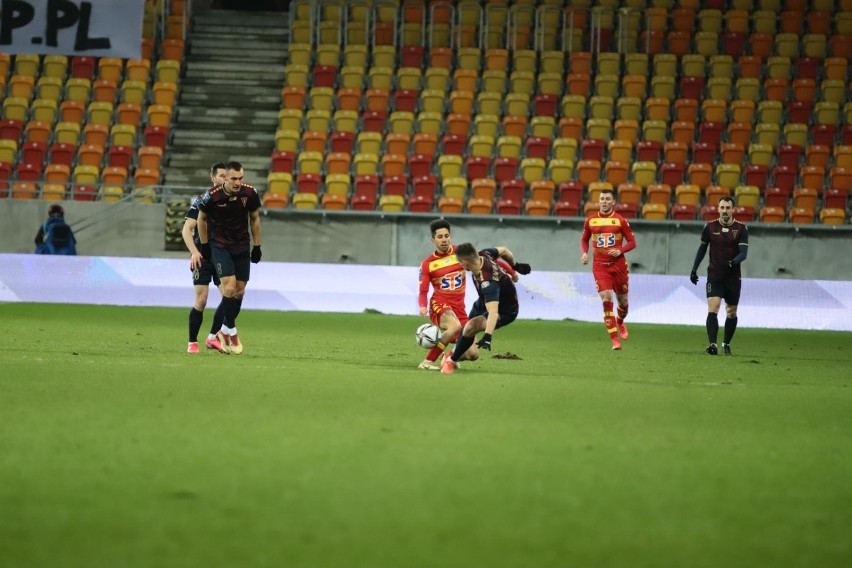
left=497, top=247, right=532, bottom=275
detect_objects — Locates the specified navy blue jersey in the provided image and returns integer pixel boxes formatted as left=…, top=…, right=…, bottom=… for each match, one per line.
left=701, top=220, right=749, bottom=280
left=198, top=184, right=261, bottom=251
left=471, top=248, right=519, bottom=311
left=184, top=194, right=204, bottom=248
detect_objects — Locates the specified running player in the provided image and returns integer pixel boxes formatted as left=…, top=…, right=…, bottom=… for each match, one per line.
left=580, top=188, right=637, bottom=351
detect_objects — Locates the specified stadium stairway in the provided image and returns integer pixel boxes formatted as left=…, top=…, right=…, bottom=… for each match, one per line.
left=163, top=9, right=288, bottom=188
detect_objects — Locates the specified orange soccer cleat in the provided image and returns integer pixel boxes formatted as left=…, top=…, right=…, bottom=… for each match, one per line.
left=617, top=319, right=629, bottom=340
left=187, top=342, right=199, bottom=354
left=440, top=351, right=458, bottom=374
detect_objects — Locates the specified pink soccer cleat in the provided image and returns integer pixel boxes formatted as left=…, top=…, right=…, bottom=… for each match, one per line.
left=611, top=337, right=622, bottom=351
left=187, top=342, right=199, bottom=354
left=206, top=336, right=228, bottom=354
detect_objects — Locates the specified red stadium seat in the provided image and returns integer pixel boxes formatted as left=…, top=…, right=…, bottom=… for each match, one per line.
left=0, top=119, right=23, bottom=141
left=776, top=144, right=802, bottom=170
left=329, top=131, right=355, bottom=154
left=143, top=125, right=169, bottom=149
left=500, top=179, right=526, bottom=202
left=440, top=134, right=465, bottom=156
left=764, top=186, right=791, bottom=208
left=671, top=203, right=696, bottom=220
left=271, top=150, right=296, bottom=174
left=408, top=154, right=433, bottom=179
left=700, top=204, right=718, bottom=221
left=465, top=156, right=489, bottom=182
left=410, top=175, right=435, bottom=199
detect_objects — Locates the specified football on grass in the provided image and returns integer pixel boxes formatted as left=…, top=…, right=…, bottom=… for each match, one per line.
left=415, top=323, right=441, bottom=349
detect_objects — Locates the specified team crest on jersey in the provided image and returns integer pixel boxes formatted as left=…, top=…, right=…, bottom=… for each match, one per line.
left=481, top=281, right=490, bottom=288
left=241, top=197, right=247, bottom=207
left=731, top=230, right=739, bottom=238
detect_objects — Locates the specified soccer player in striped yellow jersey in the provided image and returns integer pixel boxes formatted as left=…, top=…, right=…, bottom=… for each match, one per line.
left=580, top=189, right=638, bottom=350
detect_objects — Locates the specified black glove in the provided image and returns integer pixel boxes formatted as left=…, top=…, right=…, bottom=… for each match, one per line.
left=199, top=243, right=211, bottom=261
left=251, top=245, right=262, bottom=264
left=689, top=270, right=698, bottom=285
left=476, top=333, right=492, bottom=351
left=514, top=262, right=532, bottom=275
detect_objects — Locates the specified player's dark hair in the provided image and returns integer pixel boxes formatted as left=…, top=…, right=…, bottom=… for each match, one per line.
left=430, top=219, right=451, bottom=237
left=600, top=188, right=615, bottom=199
left=455, top=242, right=478, bottom=260
left=225, top=161, right=243, bottom=171
left=48, top=204, right=64, bottom=217
left=719, top=196, right=735, bottom=207
left=210, top=162, right=226, bottom=177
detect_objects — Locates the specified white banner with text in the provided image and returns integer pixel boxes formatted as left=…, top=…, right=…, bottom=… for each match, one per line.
left=0, top=0, right=143, bottom=58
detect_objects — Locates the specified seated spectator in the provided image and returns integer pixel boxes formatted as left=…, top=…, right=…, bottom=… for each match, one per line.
left=35, top=204, right=77, bottom=255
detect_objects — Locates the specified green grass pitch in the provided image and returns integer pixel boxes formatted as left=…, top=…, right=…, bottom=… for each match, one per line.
left=1, top=303, right=851, bottom=568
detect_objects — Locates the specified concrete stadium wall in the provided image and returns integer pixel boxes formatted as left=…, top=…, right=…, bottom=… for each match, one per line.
left=2, top=201, right=850, bottom=280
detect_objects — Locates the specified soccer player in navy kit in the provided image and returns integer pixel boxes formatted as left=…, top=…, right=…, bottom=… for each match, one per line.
left=194, top=161, right=263, bottom=355
left=182, top=162, right=228, bottom=354
left=690, top=196, right=750, bottom=356
left=440, top=243, right=530, bottom=375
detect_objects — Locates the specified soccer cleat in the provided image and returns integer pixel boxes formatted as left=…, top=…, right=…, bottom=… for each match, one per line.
left=187, top=342, right=199, bottom=354
left=617, top=319, right=629, bottom=340
left=723, top=344, right=732, bottom=356
left=418, top=360, right=440, bottom=370
left=216, top=331, right=232, bottom=355
left=611, top=337, right=622, bottom=351
left=440, top=353, right=458, bottom=375
left=229, top=333, right=243, bottom=355
left=706, top=343, right=718, bottom=355
left=205, top=336, right=229, bottom=354
left=441, top=349, right=461, bottom=369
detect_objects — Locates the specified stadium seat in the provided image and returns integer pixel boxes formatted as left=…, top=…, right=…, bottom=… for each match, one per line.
left=641, top=203, right=669, bottom=220
left=789, top=207, right=815, bottom=224
left=760, top=206, right=787, bottom=223
left=819, top=208, right=846, bottom=225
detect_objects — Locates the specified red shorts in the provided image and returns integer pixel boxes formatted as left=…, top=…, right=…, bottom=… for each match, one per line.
left=429, top=296, right=468, bottom=329
left=593, top=261, right=629, bottom=294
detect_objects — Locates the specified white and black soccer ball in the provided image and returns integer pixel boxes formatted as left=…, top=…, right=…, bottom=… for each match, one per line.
left=415, top=323, right=441, bottom=349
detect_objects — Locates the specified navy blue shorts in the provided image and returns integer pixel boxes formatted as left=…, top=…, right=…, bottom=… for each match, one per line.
left=468, top=299, right=518, bottom=329
left=191, top=259, right=220, bottom=287
left=707, top=277, right=741, bottom=306
left=211, top=247, right=251, bottom=282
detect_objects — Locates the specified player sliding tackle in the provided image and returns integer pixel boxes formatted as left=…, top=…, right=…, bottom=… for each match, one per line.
left=440, top=243, right=530, bottom=375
